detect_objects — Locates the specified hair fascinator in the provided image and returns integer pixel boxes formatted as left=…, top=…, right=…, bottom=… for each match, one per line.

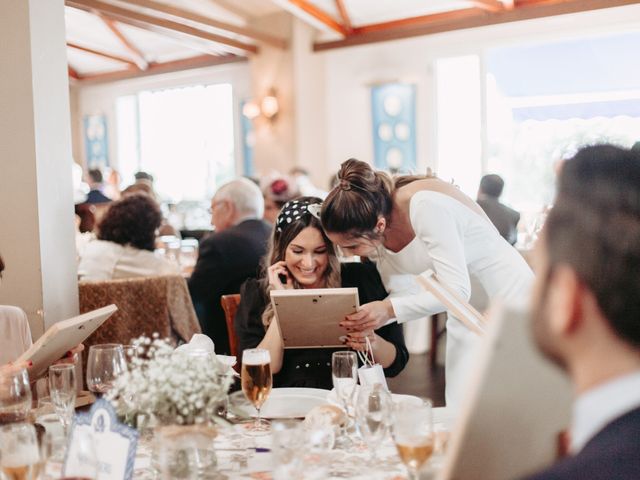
left=276, top=199, right=322, bottom=232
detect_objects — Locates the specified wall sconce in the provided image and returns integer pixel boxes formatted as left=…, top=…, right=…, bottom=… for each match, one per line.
left=242, top=88, right=279, bottom=122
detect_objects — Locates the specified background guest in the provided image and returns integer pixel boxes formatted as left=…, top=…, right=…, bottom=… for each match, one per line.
left=261, top=175, right=300, bottom=224
left=526, top=145, right=640, bottom=480
left=78, top=193, right=179, bottom=281
left=188, top=178, right=271, bottom=355
left=84, top=168, right=112, bottom=204
left=235, top=197, right=408, bottom=389
left=476, top=174, right=520, bottom=245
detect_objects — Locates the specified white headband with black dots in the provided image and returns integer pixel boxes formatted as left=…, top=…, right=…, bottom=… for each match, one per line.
left=276, top=199, right=322, bottom=232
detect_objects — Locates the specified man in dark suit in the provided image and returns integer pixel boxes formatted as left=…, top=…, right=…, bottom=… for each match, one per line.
left=477, top=174, right=520, bottom=245
left=189, top=178, right=271, bottom=355
left=85, top=168, right=112, bottom=204
left=525, top=145, right=640, bottom=479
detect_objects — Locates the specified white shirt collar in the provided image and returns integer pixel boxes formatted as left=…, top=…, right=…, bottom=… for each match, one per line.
left=571, top=370, right=640, bottom=453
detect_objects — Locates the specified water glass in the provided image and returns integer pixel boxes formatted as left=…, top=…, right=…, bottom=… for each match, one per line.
left=48, top=364, right=77, bottom=433
left=0, top=367, right=32, bottom=425
left=0, top=423, right=42, bottom=480
left=241, top=349, right=272, bottom=435
left=331, top=351, right=358, bottom=448
left=393, top=399, right=435, bottom=480
left=271, top=420, right=303, bottom=480
left=355, top=384, right=392, bottom=462
left=86, top=344, right=126, bottom=396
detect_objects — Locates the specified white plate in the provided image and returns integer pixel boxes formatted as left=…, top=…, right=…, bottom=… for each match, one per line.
left=230, top=387, right=330, bottom=419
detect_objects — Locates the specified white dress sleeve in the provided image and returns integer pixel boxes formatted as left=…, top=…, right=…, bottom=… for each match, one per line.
left=389, top=192, right=471, bottom=323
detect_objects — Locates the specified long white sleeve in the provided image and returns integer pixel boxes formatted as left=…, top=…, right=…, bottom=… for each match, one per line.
left=389, top=192, right=471, bottom=323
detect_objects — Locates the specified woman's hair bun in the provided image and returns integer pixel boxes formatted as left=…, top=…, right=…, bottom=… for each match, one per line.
left=338, top=158, right=380, bottom=193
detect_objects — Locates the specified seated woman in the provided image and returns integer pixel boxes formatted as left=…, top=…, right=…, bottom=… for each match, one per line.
left=78, top=193, right=179, bottom=281
left=235, top=197, right=409, bottom=389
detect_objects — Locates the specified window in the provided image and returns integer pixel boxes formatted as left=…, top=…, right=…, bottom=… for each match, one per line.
left=116, top=83, right=235, bottom=202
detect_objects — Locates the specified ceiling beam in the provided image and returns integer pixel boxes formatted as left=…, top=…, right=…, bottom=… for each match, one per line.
left=283, top=0, right=349, bottom=36
left=351, top=8, right=479, bottom=35
left=315, top=0, right=640, bottom=51
left=334, top=0, right=352, bottom=33
left=99, top=14, right=149, bottom=70
left=76, top=54, right=246, bottom=85
left=65, top=0, right=258, bottom=55
left=469, top=0, right=507, bottom=12
left=67, top=41, right=139, bottom=66
left=68, top=65, right=81, bottom=79
left=119, top=0, right=287, bottom=49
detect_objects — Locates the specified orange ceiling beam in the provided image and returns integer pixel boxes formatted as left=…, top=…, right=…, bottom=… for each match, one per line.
left=469, top=0, right=508, bottom=12
left=67, top=41, right=139, bottom=66
left=287, top=0, right=349, bottom=36
left=334, top=0, right=352, bottom=33
left=65, top=0, right=258, bottom=55
left=119, top=0, right=287, bottom=49
left=316, top=0, right=640, bottom=51
left=68, top=65, right=80, bottom=79
left=99, top=14, right=149, bottom=70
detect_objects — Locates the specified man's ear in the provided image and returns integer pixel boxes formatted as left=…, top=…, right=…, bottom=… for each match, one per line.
left=547, top=265, right=583, bottom=337
left=375, top=216, right=386, bottom=234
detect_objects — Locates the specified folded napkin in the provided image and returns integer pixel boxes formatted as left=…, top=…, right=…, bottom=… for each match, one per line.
left=174, top=334, right=237, bottom=367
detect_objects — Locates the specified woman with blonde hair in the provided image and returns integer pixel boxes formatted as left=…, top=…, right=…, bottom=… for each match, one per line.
left=235, top=197, right=408, bottom=389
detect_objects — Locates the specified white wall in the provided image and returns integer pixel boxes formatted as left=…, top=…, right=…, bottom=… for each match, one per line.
left=320, top=4, right=640, bottom=184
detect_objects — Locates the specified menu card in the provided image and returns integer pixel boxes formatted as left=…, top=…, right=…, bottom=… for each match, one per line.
left=63, top=398, right=138, bottom=480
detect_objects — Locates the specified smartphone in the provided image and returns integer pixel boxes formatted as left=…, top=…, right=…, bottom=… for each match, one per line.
left=278, top=273, right=288, bottom=284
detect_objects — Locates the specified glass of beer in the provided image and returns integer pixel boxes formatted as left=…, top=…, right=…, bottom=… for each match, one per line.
left=393, top=399, right=435, bottom=480
left=0, top=367, right=32, bottom=426
left=241, top=348, right=272, bottom=435
left=49, top=364, right=77, bottom=434
left=86, top=344, right=126, bottom=397
left=0, top=423, right=42, bottom=480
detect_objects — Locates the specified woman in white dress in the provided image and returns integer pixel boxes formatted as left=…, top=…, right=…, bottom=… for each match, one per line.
left=321, top=159, right=534, bottom=406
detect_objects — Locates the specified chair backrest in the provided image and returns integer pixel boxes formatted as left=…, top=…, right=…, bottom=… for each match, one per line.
left=78, top=275, right=201, bottom=378
left=220, top=294, right=241, bottom=363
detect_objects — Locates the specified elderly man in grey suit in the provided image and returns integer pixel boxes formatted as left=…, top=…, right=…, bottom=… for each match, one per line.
left=477, top=174, right=520, bottom=245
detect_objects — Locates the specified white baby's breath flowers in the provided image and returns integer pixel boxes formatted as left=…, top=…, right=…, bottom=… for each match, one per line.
left=107, top=335, right=234, bottom=426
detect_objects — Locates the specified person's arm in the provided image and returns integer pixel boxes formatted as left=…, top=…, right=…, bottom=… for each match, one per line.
left=257, top=320, right=284, bottom=374
left=345, top=330, right=397, bottom=369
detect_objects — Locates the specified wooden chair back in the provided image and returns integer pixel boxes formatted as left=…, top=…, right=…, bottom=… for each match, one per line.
left=220, top=294, right=241, bottom=368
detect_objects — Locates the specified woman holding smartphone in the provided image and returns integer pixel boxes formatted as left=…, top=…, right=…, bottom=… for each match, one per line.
left=321, top=159, right=534, bottom=406
left=235, top=197, right=408, bottom=389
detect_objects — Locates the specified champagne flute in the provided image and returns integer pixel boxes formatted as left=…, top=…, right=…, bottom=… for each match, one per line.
left=0, top=367, right=32, bottom=425
left=393, top=400, right=435, bottom=480
left=0, top=423, right=41, bottom=480
left=86, top=344, right=126, bottom=397
left=331, top=351, right=358, bottom=448
left=48, top=364, right=77, bottom=434
left=241, top=348, right=272, bottom=435
left=355, top=384, right=392, bottom=463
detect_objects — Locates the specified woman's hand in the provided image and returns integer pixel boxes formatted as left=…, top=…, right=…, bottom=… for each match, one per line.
left=340, top=300, right=395, bottom=332
left=345, top=329, right=377, bottom=352
left=267, top=261, right=294, bottom=290
left=52, top=344, right=84, bottom=367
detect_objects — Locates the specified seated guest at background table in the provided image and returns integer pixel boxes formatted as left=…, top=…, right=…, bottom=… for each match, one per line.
left=189, top=178, right=271, bottom=355
left=321, top=159, right=533, bottom=407
left=476, top=174, right=520, bottom=246
left=84, top=168, right=112, bottom=205
left=235, top=197, right=409, bottom=389
left=261, top=175, right=300, bottom=224
left=78, top=193, right=179, bottom=281
left=525, top=145, right=640, bottom=480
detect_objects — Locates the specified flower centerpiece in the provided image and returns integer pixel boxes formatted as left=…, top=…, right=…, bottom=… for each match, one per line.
left=107, top=334, right=234, bottom=427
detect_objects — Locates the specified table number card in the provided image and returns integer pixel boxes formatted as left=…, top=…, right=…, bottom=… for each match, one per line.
left=63, top=398, right=138, bottom=480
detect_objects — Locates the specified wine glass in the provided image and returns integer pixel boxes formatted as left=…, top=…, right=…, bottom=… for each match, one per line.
left=241, top=348, right=272, bottom=435
left=355, top=384, right=392, bottom=463
left=393, top=400, right=435, bottom=480
left=48, top=364, right=77, bottom=434
left=331, top=351, right=358, bottom=448
left=0, top=367, right=32, bottom=425
left=86, top=344, right=126, bottom=397
left=0, top=422, right=41, bottom=480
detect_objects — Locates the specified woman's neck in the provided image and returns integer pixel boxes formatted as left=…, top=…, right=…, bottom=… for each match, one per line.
left=383, top=198, right=415, bottom=253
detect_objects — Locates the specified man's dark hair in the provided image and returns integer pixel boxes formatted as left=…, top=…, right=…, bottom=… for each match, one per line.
left=88, top=168, right=103, bottom=184
left=545, top=144, right=640, bottom=347
left=134, top=171, right=154, bottom=182
left=479, top=174, right=505, bottom=198
left=97, top=193, right=162, bottom=251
